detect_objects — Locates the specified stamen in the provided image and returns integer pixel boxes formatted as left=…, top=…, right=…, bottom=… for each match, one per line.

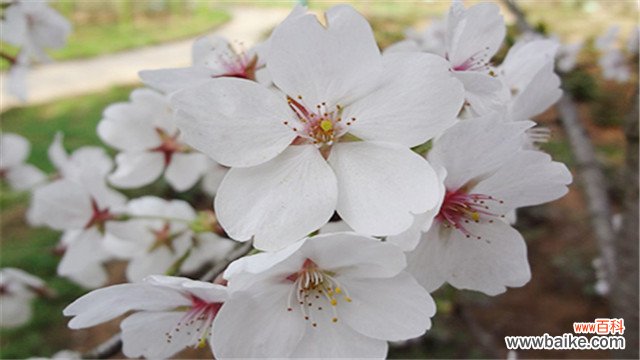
left=436, top=188, right=505, bottom=237
left=285, top=259, right=353, bottom=327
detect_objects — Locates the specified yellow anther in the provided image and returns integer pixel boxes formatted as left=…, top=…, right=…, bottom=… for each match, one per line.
left=332, top=317, right=338, bottom=323
left=198, top=337, right=207, bottom=348
left=335, top=287, right=342, bottom=294
left=330, top=299, right=337, bottom=306
left=471, top=212, right=480, bottom=222
left=320, top=120, right=333, bottom=132
left=345, top=297, right=352, bottom=303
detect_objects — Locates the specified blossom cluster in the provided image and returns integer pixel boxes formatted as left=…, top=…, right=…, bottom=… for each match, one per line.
left=0, top=0, right=71, bottom=100
left=1, top=2, right=582, bottom=358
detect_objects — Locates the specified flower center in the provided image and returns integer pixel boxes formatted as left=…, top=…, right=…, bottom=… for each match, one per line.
left=147, top=222, right=183, bottom=254
left=151, top=128, right=188, bottom=166
left=84, top=199, right=114, bottom=232
left=165, top=294, right=223, bottom=349
left=283, top=96, right=356, bottom=154
left=436, top=188, right=504, bottom=239
left=449, top=47, right=491, bottom=72
left=285, top=259, right=352, bottom=328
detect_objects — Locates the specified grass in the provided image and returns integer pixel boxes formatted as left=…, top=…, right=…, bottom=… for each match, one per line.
left=51, top=6, right=230, bottom=62
left=1, top=3, right=230, bottom=70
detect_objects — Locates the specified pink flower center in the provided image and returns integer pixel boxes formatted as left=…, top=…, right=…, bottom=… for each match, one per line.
left=148, top=222, right=182, bottom=253
left=436, top=188, right=504, bottom=239
left=84, top=199, right=114, bottom=231
left=449, top=47, right=491, bottom=72
left=151, top=128, right=188, bottom=166
left=216, top=52, right=259, bottom=80
left=165, top=294, right=223, bottom=349
left=283, top=96, right=357, bottom=157
left=285, top=259, right=352, bottom=327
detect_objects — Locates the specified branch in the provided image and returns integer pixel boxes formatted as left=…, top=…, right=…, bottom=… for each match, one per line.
left=81, top=241, right=254, bottom=358
left=611, top=89, right=639, bottom=359
left=501, top=0, right=616, bottom=292
left=0, top=51, right=17, bottom=65
left=556, top=95, right=616, bottom=286
left=501, top=0, right=535, bottom=34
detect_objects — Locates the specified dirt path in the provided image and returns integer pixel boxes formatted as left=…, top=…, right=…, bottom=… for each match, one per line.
left=0, top=6, right=290, bottom=112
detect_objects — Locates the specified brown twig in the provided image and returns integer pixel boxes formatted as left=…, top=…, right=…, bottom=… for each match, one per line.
left=0, top=51, right=17, bottom=65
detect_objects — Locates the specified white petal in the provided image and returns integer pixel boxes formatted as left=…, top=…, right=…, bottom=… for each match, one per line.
left=6, top=61, right=29, bottom=101
left=337, top=272, right=435, bottom=341
left=29, top=179, right=93, bottom=230
left=346, top=52, right=464, bottom=147
left=405, top=228, right=449, bottom=293
left=472, top=150, right=572, bottom=212
left=441, top=220, right=531, bottom=295
left=211, top=284, right=305, bottom=358
left=6, top=164, right=46, bottom=190
left=428, top=116, right=534, bottom=190
left=200, top=161, right=228, bottom=196
left=47, top=132, right=68, bottom=172
left=509, top=61, right=562, bottom=121
left=171, top=78, right=295, bottom=167
left=1, top=133, right=30, bottom=168
left=303, top=232, right=406, bottom=279
left=0, top=294, right=33, bottom=328
left=386, top=211, right=434, bottom=251
left=57, top=229, right=111, bottom=288
left=108, top=152, right=165, bottom=189
left=453, top=71, right=507, bottom=116
left=224, top=240, right=306, bottom=282
left=68, top=147, right=114, bottom=178
left=64, top=283, right=189, bottom=328
left=446, top=3, right=505, bottom=67
left=216, top=145, right=337, bottom=251
left=181, top=234, right=235, bottom=274
left=126, top=243, right=189, bottom=283
left=501, top=39, right=559, bottom=90
left=0, top=6, right=27, bottom=46
left=290, top=317, right=388, bottom=358
left=329, top=141, right=439, bottom=236
left=121, top=311, right=196, bottom=359
left=164, top=152, right=208, bottom=192
left=98, top=89, right=167, bottom=152
left=267, top=5, right=382, bottom=106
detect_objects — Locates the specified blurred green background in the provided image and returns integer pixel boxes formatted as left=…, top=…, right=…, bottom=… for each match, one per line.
left=1, top=0, right=637, bottom=359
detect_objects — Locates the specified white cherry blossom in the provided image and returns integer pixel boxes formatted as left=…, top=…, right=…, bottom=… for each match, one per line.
left=0, top=0, right=71, bottom=63
left=27, top=133, right=113, bottom=225
left=405, top=117, right=572, bottom=295
left=29, top=158, right=126, bottom=288
left=104, top=196, right=233, bottom=282
left=387, top=2, right=507, bottom=115
left=213, top=232, right=435, bottom=358
left=98, top=88, right=208, bottom=191
left=172, top=5, right=464, bottom=250
left=140, top=35, right=269, bottom=94
left=498, top=39, right=562, bottom=122
left=0, top=267, right=49, bottom=328
left=0, top=133, right=46, bottom=191
left=64, top=275, right=228, bottom=359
